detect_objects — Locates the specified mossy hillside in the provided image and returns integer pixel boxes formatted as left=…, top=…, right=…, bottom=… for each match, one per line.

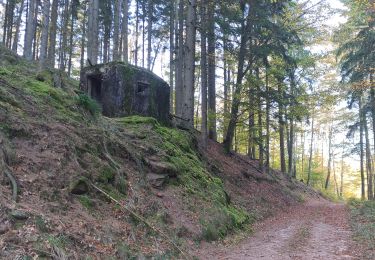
left=0, top=63, right=99, bottom=124
left=118, top=116, right=250, bottom=240
left=349, top=199, right=375, bottom=253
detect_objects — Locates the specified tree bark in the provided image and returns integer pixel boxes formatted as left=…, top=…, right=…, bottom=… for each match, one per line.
left=200, top=0, right=208, bottom=147
left=265, top=62, right=270, bottom=174
left=207, top=0, right=216, bottom=140
left=169, top=0, right=175, bottom=113
left=359, top=96, right=366, bottom=200
left=340, top=144, right=344, bottom=197
left=278, top=80, right=286, bottom=174
left=12, top=0, right=25, bottom=53
left=135, top=0, right=139, bottom=65
left=257, top=70, right=263, bottom=172
left=39, top=0, right=50, bottom=68
left=59, top=1, right=70, bottom=70
left=307, top=115, right=314, bottom=186
left=223, top=32, right=229, bottom=137
left=180, top=0, right=196, bottom=127
left=248, top=85, right=255, bottom=159
left=175, top=0, right=184, bottom=116
left=288, top=71, right=296, bottom=177
left=47, top=0, right=58, bottom=67
left=87, top=0, right=99, bottom=65
left=113, top=0, right=122, bottom=61
left=2, top=0, right=9, bottom=45
left=122, top=0, right=129, bottom=63
left=80, top=5, right=87, bottom=70
left=147, top=0, right=153, bottom=70
left=67, top=1, right=77, bottom=76
left=364, top=108, right=374, bottom=200
left=325, top=125, right=333, bottom=189
left=24, top=0, right=36, bottom=61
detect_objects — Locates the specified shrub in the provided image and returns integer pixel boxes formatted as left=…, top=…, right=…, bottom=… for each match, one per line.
left=76, top=94, right=101, bottom=116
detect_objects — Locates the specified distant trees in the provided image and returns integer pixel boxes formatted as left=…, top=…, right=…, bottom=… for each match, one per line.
left=2, top=0, right=371, bottom=199
left=337, top=0, right=375, bottom=200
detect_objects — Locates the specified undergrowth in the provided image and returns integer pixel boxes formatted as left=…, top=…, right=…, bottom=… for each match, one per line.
left=349, top=199, right=375, bottom=259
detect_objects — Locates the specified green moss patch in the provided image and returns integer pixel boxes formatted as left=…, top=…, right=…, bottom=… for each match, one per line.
left=118, top=116, right=250, bottom=240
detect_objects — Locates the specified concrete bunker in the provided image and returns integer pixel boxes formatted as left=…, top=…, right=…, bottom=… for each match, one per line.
left=80, top=62, right=170, bottom=124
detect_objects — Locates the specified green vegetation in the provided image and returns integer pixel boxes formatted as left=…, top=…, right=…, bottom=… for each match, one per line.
left=76, top=94, right=101, bottom=116
left=120, top=116, right=250, bottom=240
left=46, top=234, right=71, bottom=251
left=349, top=199, right=375, bottom=255
left=98, top=165, right=116, bottom=183
left=78, top=195, right=94, bottom=210
left=35, top=216, right=49, bottom=233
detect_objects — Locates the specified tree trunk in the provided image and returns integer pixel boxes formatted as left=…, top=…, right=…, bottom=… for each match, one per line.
left=142, top=2, right=145, bottom=67
left=248, top=86, right=255, bottom=159
left=265, top=62, right=270, bottom=173
left=370, top=73, right=375, bottom=200
left=340, top=144, right=344, bottom=197
left=87, top=0, right=99, bottom=65
left=200, top=0, right=208, bottom=148
left=4, top=0, right=16, bottom=49
left=12, top=0, right=25, bottom=53
left=223, top=2, right=252, bottom=152
left=80, top=5, right=87, bottom=70
left=223, top=32, right=229, bottom=137
left=147, top=0, right=153, bottom=70
left=257, top=71, right=263, bottom=172
left=359, top=96, right=366, bottom=200
left=135, top=0, right=139, bottom=65
left=288, top=72, right=296, bottom=177
left=169, top=0, right=175, bottom=113
left=207, top=0, right=216, bottom=140
left=2, top=0, right=9, bottom=45
left=39, top=0, right=50, bottom=68
left=332, top=156, right=339, bottom=196
left=364, top=108, right=374, bottom=200
left=102, top=1, right=111, bottom=63
left=122, top=0, right=129, bottom=63
left=113, top=0, right=122, bottom=61
left=175, top=0, right=184, bottom=116
left=325, top=125, right=333, bottom=189
left=24, top=0, right=36, bottom=61
left=301, top=124, right=305, bottom=178
left=67, top=2, right=76, bottom=77
left=31, top=0, right=39, bottom=60
left=307, top=115, right=314, bottom=186
left=59, top=1, right=70, bottom=70
left=47, top=0, right=58, bottom=67
left=278, top=80, right=286, bottom=174
left=180, top=0, right=196, bottom=127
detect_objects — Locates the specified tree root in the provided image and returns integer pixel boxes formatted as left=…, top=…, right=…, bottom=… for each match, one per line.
left=90, top=182, right=192, bottom=260
left=3, top=168, right=18, bottom=201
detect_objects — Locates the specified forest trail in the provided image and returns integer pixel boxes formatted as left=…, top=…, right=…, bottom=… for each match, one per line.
left=196, top=199, right=360, bottom=260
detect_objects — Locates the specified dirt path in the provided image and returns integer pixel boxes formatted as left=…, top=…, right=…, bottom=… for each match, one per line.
left=196, top=199, right=360, bottom=260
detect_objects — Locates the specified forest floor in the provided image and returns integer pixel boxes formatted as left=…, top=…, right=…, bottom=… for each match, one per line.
left=195, top=199, right=362, bottom=260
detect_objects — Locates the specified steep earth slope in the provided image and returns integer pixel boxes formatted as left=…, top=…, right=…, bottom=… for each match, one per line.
left=0, top=47, right=316, bottom=259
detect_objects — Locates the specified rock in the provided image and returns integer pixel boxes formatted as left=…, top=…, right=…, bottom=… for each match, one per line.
left=69, top=177, right=89, bottom=195
left=10, top=210, right=29, bottom=220
left=145, top=159, right=178, bottom=177
left=146, top=173, right=168, bottom=189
